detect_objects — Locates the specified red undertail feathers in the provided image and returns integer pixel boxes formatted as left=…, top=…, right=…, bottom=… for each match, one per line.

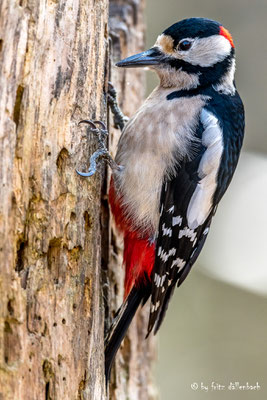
left=109, top=177, right=155, bottom=297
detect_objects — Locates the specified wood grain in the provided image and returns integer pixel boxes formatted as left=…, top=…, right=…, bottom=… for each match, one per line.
left=0, top=0, right=156, bottom=398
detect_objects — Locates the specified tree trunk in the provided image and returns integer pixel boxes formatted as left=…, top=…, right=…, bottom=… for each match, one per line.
left=107, top=3, right=157, bottom=400
left=0, top=0, right=156, bottom=399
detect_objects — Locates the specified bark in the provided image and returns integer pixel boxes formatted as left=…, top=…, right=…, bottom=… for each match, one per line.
left=0, top=0, right=155, bottom=399
left=108, top=2, right=157, bottom=399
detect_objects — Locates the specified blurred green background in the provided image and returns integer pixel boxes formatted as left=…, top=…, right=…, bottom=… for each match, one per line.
left=143, top=1, right=267, bottom=399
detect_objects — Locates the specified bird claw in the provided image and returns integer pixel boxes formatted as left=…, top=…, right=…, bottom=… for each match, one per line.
left=78, top=119, right=108, bottom=139
left=76, top=119, right=120, bottom=177
left=108, top=82, right=129, bottom=131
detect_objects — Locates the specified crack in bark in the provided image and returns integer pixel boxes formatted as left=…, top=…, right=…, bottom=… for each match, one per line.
left=13, top=85, right=24, bottom=128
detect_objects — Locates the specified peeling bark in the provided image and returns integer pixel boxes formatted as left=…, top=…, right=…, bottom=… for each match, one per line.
left=0, top=0, right=156, bottom=399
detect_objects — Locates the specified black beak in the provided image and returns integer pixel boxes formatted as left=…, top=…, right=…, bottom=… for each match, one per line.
left=116, top=47, right=163, bottom=68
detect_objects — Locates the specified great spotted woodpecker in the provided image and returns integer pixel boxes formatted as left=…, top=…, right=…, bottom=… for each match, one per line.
left=77, top=17, right=244, bottom=382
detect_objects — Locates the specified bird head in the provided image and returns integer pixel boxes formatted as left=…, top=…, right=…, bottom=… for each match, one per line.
left=116, top=18, right=235, bottom=90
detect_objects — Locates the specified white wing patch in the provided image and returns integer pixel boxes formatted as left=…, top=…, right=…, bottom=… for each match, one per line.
left=187, top=109, right=223, bottom=229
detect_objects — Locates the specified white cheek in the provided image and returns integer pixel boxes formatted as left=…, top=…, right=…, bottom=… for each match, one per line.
left=181, top=35, right=232, bottom=67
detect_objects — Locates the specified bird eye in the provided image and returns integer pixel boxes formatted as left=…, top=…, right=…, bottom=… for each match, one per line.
left=178, top=40, right=192, bottom=51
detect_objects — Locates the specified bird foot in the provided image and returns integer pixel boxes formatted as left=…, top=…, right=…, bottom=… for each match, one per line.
left=76, top=120, right=121, bottom=177
left=108, top=82, right=129, bottom=132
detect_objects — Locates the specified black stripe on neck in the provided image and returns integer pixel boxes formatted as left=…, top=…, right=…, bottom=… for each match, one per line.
left=166, top=80, right=235, bottom=101
left=166, top=87, right=206, bottom=100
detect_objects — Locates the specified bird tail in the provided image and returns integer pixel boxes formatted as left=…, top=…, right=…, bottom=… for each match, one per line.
left=105, top=284, right=148, bottom=383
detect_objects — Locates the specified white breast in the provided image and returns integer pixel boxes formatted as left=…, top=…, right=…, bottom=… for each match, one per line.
left=114, top=86, right=206, bottom=234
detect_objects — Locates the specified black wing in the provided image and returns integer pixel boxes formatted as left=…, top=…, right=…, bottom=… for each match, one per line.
left=147, top=91, right=244, bottom=336
left=147, top=146, right=213, bottom=336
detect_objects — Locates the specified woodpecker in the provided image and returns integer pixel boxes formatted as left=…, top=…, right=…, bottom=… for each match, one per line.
left=77, top=17, right=244, bottom=383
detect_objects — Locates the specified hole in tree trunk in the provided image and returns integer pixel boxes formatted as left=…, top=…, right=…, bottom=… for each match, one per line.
left=16, top=240, right=26, bottom=272
left=13, top=85, right=24, bottom=128
left=45, top=382, right=50, bottom=400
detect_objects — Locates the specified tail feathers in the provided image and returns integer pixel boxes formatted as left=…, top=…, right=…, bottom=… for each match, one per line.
left=152, top=283, right=176, bottom=335
left=105, top=285, right=145, bottom=383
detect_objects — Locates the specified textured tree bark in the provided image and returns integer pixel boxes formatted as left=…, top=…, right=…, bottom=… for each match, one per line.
left=0, top=0, right=155, bottom=399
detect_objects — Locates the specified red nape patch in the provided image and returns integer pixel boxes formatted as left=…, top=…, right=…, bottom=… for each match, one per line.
left=219, top=26, right=235, bottom=48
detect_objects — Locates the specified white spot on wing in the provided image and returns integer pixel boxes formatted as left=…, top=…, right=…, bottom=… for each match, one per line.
left=162, top=223, right=172, bottom=237
left=171, top=258, right=186, bottom=270
left=172, top=215, right=183, bottom=226
left=178, top=227, right=197, bottom=242
left=203, top=227, right=209, bottom=235
left=158, top=247, right=176, bottom=263
left=154, top=273, right=167, bottom=287
left=160, top=275, right=166, bottom=286
left=168, top=205, right=175, bottom=214
left=154, top=273, right=161, bottom=287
